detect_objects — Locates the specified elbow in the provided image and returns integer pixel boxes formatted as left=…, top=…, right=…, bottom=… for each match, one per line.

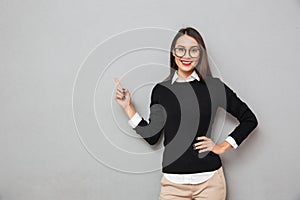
left=244, top=108, right=258, bottom=130
left=254, top=117, right=258, bottom=128
left=147, top=140, right=159, bottom=146
left=145, top=134, right=161, bottom=145
left=251, top=113, right=259, bottom=130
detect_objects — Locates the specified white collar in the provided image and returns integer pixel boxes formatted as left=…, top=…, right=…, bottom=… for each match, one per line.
left=171, top=70, right=200, bottom=84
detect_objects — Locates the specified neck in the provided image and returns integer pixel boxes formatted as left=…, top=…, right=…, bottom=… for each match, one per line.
left=177, top=69, right=194, bottom=80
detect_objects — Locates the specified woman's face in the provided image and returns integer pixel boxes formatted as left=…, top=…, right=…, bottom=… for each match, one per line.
left=172, top=34, right=201, bottom=73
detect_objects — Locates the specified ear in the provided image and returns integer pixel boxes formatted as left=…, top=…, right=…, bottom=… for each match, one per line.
left=171, top=49, right=176, bottom=57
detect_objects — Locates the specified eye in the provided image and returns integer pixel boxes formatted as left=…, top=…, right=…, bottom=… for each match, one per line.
left=177, top=47, right=185, bottom=52
left=191, top=47, right=200, bottom=52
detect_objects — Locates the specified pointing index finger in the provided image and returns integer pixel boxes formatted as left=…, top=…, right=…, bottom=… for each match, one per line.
left=114, top=77, right=123, bottom=89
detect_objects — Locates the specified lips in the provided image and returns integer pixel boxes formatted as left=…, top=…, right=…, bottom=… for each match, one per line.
left=181, top=59, right=192, bottom=66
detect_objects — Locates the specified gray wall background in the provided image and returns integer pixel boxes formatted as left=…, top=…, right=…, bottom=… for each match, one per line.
left=1, top=0, right=300, bottom=199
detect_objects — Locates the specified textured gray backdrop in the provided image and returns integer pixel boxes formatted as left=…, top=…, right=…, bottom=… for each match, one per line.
left=1, top=0, right=300, bottom=199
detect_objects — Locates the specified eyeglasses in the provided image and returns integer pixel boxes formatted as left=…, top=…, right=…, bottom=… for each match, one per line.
left=173, top=46, right=202, bottom=58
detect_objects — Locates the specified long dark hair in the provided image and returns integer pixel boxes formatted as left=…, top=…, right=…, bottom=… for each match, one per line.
left=165, top=27, right=213, bottom=81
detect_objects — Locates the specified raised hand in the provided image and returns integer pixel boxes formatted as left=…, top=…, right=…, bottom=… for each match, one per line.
left=114, top=77, right=131, bottom=110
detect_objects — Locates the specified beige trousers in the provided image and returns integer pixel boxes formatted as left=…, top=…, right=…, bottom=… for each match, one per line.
left=159, top=167, right=226, bottom=200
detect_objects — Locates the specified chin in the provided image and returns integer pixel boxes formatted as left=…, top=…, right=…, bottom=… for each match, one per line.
left=178, top=65, right=195, bottom=72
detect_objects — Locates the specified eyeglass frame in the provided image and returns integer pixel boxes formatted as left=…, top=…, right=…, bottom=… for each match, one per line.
left=172, top=46, right=202, bottom=58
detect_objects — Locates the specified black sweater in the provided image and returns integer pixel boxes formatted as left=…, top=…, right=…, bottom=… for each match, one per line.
left=132, top=77, right=258, bottom=174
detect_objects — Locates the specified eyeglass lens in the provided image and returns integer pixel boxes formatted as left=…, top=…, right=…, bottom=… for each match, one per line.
left=174, top=47, right=201, bottom=58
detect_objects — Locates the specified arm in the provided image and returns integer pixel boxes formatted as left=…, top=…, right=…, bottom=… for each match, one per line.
left=219, top=78, right=259, bottom=146
left=123, top=102, right=137, bottom=119
left=128, top=85, right=166, bottom=145
left=194, top=78, right=258, bottom=155
left=114, top=77, right=166, bottom=145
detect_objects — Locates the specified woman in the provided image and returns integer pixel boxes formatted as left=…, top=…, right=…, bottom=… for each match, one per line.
left=114, top=27, right=258, bottom=200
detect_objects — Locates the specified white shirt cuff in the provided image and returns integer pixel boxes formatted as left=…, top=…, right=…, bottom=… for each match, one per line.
left=225, top=136, right=238, bottom=149
left=128, top=112, right=142, bottom=128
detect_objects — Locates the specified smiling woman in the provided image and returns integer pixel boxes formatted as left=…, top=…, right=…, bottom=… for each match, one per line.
left=114, top=26, right=258, bottom=200
left=172, top=35, right=201, bottom=71
left=168, top=27, right=211, bottom=82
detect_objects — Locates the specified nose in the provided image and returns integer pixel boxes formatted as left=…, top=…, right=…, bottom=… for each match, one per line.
left=182, top=50, right=191, bottom=59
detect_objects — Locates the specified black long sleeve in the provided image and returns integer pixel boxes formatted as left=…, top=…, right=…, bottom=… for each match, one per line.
left=218, top=78, right=258, bottom=146
left=133, top=85, right=167, bottom=145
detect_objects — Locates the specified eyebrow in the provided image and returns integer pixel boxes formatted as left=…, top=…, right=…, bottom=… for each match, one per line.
left=175, top=45, right=200, bottom=48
